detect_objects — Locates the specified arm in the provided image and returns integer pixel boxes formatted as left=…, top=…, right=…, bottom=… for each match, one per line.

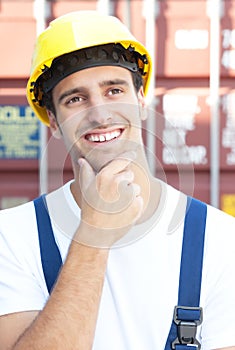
left=0, top=243, right=108, bottom=350
left=12, top=243, right=109, bottom=350
left=0, top=311, right=39, bottom=350
left=0, top=153, right=143, bottom=350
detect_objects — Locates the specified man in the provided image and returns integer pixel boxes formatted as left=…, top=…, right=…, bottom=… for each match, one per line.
left=0, top=10, right=235, bottom=350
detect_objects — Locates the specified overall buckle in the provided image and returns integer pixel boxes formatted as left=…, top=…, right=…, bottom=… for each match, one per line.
left=172, top=306, right=203, bottom=349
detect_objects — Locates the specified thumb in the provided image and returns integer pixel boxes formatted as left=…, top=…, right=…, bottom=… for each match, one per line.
left=78, top=158, right=95, bottom=191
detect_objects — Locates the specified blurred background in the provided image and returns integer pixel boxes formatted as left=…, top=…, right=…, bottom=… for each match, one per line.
left=0, top=0, right=234, bottom=215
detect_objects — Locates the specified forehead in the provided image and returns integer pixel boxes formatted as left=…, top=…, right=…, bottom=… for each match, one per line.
left=54, top=65, right=133, bottom=91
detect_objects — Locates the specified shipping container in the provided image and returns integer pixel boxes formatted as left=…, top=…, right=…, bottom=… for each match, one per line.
left=0, top=0, right=235, bottom=215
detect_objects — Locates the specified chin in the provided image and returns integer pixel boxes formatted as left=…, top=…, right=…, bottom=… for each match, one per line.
left=87, top=153, right=115, bottom=173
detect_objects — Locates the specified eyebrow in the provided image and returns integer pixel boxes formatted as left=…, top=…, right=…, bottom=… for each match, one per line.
left=57, top=79, right=129, bottom=104
left=99, top=79, right=128, bottom=88
left=57, top=88, right=83, bottom=104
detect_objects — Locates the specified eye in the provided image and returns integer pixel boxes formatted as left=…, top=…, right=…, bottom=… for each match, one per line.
left=107, top=88, right=123, bottom=96
left=66, top=96, right=85, bottom=105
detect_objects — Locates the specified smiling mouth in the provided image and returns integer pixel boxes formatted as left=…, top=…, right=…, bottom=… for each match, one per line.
left=84, top=128, right=123, bottom=143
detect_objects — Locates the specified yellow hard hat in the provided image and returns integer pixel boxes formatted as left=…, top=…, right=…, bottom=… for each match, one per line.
left=27, top=11, right=152, bottom=126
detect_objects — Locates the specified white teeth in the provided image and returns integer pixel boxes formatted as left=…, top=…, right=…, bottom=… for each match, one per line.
left=99, top=135, right=106, bottom=142
left=87, top=129, right=121, bottom=142
left=89, top=135, right=100, bottom=142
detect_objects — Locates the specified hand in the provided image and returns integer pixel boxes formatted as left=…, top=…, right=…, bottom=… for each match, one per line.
left=76, top=152, right=144, bottom=247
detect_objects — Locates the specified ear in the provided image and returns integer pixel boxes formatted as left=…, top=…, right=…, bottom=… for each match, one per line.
left=137, top=87, right=147, bottom=121
left=47, top=110, right=62, bottom=139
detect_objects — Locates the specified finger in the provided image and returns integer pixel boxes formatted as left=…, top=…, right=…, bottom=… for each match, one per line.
left=118, top=181, right=141, bottom=200
left=115, top=170, right=134, bottom=185
left=131, top=183, right=141, bottom=197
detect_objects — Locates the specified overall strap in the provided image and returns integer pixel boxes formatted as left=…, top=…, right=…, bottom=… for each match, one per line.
left=34, top=194, right=62, bottom=294
left=164, top=196, right=207, bottom=350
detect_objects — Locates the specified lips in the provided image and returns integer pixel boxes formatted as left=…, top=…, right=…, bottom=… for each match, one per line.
left=85, top=128, right=123, bottom=143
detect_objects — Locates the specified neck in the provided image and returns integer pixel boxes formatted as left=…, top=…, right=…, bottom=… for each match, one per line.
left=131, top=159, right=161, bottom=223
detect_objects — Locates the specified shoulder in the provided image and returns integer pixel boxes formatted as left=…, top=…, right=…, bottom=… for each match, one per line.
left=0, top=199, right=48, bottom=316
left=206, top=202, right=235, bottom=225
left=0, top=199, right=43, bottom=285
left=204, top=203, right=235, bottom=247
left=0, top=200, right=37, bottom=242
left=0, top=183, right=69, bottom=259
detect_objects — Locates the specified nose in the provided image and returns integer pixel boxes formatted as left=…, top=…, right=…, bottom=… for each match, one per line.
left=87, top=100, right=112, bottom=125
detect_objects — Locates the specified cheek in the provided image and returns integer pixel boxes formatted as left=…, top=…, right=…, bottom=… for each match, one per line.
left=60, top=126, right=77, bottom=151
left=59, top=116, right=85, bottom=154
left=58, top=112, right=79, bottom=136
left=60, top=130, right=84, bottom=163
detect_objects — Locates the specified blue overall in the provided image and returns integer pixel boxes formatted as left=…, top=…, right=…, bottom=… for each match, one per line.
left=34, top=195, right=207, bottom=349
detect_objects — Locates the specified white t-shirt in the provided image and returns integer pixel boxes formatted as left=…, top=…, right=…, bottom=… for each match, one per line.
left=0, top=180, right=235, bottom=350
